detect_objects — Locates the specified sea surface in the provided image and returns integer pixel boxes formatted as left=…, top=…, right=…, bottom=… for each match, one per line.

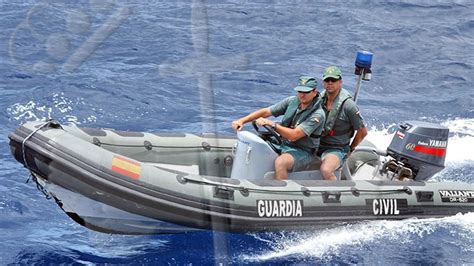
left=1, top=0, right=473, bottom=264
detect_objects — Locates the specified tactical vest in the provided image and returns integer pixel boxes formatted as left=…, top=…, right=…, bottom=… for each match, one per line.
left=321, top=89, right=354, bottom=139
left=280, top=96, right=322, bottom=138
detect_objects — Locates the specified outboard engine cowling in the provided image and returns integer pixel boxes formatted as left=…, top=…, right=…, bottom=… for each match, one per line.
left=230, top=131, right=278, bottom=180
left=386, top=121, right=449, bottom=181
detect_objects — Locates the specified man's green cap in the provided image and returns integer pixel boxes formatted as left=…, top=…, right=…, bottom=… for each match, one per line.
left=293, top=76, right=317, bottom=92
left=323, top=66, right=342, bottom=80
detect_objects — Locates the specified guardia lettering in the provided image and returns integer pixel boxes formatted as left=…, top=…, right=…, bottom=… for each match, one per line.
left=257, top=200, right=303, bottom=218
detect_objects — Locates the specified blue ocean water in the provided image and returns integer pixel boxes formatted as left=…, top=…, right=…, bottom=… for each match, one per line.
left=1, top=0, right=473, bottom=264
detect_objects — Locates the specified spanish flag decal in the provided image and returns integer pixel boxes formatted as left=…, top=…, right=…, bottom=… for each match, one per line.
left=112, top=156, right=141, bottom=180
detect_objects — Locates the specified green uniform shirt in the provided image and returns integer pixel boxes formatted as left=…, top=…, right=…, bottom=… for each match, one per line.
left=269, top=96, right=325, bottom=150
left=321, top=89, right=365, bottom=146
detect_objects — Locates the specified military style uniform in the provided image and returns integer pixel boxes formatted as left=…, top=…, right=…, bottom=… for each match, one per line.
left=269, top=96, right=326, bottom=170
left=317, top=88, right=365, bottom=161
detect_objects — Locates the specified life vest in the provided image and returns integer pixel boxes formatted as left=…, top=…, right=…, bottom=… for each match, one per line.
left=321, top=88, right=354, bottom=138
left=280, top=96, right=322, bottom=138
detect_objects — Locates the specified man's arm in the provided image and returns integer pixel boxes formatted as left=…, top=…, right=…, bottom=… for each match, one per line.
left=275, top=124, right=306, bottom=142
left=256, top=109, right=324, bottom=142
left=346, top=100, right=368, bottom=152
left=232, top=108, right=272, bottom=131
left=255, top=117, right=306, bottom=141
left=349, top=127, right=368, bottom=152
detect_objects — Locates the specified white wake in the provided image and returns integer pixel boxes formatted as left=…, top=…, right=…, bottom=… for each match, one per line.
left=243, top=213, right=474, bottom=262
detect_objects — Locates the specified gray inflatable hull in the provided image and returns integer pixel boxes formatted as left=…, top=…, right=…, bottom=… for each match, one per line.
left=9, top=121, right=474, bottom=234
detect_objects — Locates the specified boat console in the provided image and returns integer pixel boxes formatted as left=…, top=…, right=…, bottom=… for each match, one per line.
left=230, top=131, right=278, bottom=180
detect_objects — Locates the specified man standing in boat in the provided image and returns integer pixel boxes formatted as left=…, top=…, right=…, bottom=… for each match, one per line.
left=232, top=76, right=325, bottom=180
left=318, top=66, right=368, bottom=180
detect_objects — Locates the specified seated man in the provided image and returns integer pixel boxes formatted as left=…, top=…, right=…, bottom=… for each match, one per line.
left=318, top=66, right=368, bottom=180
left=231, top=76, right=325, bottom=180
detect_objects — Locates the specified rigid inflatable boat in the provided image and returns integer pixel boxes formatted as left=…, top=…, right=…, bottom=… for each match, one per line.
left=9, top=120, right=474, bottom=234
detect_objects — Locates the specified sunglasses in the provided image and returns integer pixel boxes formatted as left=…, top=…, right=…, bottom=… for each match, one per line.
left=324, top=77, right=340, bottom=83
left=297, top=89, right=315, bottom=94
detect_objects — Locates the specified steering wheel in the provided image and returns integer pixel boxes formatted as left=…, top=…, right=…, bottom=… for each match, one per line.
left=252, top=121, right=283, bottom=153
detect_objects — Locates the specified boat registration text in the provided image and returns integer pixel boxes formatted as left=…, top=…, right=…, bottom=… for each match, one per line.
left=439, top=190, right=474, bottom=203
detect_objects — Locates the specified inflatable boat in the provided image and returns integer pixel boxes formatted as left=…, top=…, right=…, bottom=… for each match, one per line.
left=9, top=120, right=474, bottom=234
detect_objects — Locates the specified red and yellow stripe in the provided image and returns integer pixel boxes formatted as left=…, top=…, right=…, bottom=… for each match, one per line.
left=111, top=156, right=141, bottom=180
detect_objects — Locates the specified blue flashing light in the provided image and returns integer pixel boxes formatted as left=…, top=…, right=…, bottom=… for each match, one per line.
left=355, top=51, right=373, bottom=68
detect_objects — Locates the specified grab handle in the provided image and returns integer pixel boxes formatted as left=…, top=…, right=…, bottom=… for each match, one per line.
left=245, top=147, right=252, bottom=164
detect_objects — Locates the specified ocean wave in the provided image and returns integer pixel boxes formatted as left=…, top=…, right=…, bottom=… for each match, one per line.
left=6, top=92, right=97, bottom=125
left=243, top=212, right=474, bottom=263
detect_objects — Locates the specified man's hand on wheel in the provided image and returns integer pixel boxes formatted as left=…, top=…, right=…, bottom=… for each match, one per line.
left=255, top=117, right=273, bottom=127
left=231, top=120, right=244, bottom=131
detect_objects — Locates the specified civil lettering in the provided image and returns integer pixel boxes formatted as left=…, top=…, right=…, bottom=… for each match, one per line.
left=372, top=199, right=401, bottom=216
left=373, top=199, right=379, bottom=215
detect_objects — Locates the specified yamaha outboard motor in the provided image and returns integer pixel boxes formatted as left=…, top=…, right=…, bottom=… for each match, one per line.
left=384, top=121, right=449, bottom=181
